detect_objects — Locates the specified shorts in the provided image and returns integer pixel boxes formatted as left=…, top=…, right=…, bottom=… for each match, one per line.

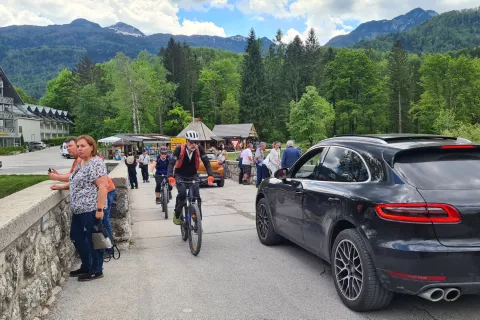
left=243, top=165, right=252, bottom=175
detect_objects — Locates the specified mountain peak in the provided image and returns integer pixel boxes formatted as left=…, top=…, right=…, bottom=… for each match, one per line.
left=326, top=8, right=438, bottom=47
left=108, top=22, right=145, bottom=37
left=70, top=19, right=101, bottom=28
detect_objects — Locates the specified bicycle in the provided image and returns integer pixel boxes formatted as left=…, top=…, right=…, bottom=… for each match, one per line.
left=178, top=180, right=202, bottom=256
left=154, top=174, right=170, bottom=219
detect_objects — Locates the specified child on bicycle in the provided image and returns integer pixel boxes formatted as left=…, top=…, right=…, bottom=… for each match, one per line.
left=150, top=146, right=172, bottom=204
left=167, top=130, right=214, bottom=225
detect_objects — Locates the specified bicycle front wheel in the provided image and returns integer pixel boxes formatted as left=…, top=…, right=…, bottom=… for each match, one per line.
left=188, top=203, right=202, bottom=256
left=162, top=187, right=168, bottom=219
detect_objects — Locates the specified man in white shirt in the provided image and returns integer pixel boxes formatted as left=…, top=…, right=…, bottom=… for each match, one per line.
left=139, top=149, right=150, bottom=183
left=241, top=143, right=253, bottom=185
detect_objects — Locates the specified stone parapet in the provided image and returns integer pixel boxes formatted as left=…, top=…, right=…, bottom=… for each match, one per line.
left=0, top=161, right=131, bottom=319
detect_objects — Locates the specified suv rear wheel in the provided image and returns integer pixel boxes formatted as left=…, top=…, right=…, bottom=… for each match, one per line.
left=331, top=229, right=393, bottom=311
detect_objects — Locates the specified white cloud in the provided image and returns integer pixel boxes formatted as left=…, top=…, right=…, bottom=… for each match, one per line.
left=0, top=4, right=54, bottom=26
left=0, top=0, right=227, bottom=37
left=239, top=0, right=480, bottom=44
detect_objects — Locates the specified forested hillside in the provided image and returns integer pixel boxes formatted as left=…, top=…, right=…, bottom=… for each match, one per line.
left=0, top=19, right=271, bottom=97
left=354, top=8, right=480, bottom=53
left=24, top=27, right=480, bottom=144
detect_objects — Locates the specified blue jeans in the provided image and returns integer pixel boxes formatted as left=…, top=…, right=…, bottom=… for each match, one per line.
left=104, top=190, right=116, bottom=241
left=256, top=164, right=264, bottom=187
left=70, top=211, right=104, bottom=273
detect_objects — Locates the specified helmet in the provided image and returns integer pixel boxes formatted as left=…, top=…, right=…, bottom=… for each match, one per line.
left=185, top=130, right=200, bottom=141
left=160, top=146, right=168, bottom=154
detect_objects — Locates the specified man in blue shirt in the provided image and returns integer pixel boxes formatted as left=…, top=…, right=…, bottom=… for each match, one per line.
left=150, top=146, right=172, bottom=204
left=281, top=140, right=301, bottom=169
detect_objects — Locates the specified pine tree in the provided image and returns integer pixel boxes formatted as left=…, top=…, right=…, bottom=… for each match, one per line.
left=239, top=29, right=267, bottom=129
left=304, top=28, right=321, bottom=88
left=284, top=35, right=305, bottom=103
left=387, top=40, right=412, bottom=133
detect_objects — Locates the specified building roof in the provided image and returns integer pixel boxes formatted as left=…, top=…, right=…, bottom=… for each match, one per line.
left=212, top=123, right=258, bottom=138
left=25, top=104, right=73, bottom=124
left=0, top=66, right=24, bottom=105
left=177, top=121, right=222, bottom=141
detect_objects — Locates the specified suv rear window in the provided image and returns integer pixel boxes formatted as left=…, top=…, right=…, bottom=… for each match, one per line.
left=394, top=148, right=480, bottom=190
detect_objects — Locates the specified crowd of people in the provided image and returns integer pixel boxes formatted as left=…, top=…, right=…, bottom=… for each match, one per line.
left=237, top=140, right=302, bottom=187
left=45, top=133, right=300, bottom=282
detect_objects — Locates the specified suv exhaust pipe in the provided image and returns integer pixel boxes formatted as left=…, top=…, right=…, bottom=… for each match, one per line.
left=444, top=288, right=461, bottom=302
left=418, top=288, right=445, bottom=302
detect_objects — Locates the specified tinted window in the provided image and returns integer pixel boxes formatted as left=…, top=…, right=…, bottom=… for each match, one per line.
left=395, top=149, right=480, bottom=190
left=318, top=147, right=369, bottom=182
left=292, top=148, right=326, bottom=179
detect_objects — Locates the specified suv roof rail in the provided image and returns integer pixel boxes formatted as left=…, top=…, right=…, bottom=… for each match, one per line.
left=333, top=134, right=458, bottom=144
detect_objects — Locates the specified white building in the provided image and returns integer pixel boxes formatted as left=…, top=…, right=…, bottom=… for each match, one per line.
left=0, top=66, right=73, bottom=146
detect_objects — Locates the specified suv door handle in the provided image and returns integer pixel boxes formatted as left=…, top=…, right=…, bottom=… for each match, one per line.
left=295, top=189, right=304, bottom=195
left=328, top=197, right=340, bottom=202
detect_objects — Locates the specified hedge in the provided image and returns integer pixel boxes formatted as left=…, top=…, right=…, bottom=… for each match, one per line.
left=0, top=146, right=25, bottom=155
left=42, top=136, right=75, bottom=146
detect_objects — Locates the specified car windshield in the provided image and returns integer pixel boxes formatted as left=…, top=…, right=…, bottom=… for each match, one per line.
left=394, top=148, right=480, bottom=190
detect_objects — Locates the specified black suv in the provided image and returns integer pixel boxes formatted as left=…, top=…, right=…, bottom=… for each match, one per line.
left=255, top=134, right=480, bottom=311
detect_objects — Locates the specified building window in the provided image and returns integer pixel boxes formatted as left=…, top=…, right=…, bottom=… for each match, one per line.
left=19, top=126, right=22, bottom=134
left=5, top=119, right=13, bottom=128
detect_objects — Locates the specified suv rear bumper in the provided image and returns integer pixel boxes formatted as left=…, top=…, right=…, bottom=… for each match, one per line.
left=373, top=242, right=480, bottom=295
left=377, top=269, right=480, bottom=295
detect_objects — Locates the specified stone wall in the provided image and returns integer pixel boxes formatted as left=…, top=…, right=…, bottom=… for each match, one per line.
left=224, top=160, right=257, bottom=183
left=108, top=162, right=132, bottom=246
left=0, top=184, right=74, bottom=320
left=0, top=161, right=131, bottom=320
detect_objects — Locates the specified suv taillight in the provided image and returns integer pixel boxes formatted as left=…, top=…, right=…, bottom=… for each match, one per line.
left=375, top=203, right=461, bottom=224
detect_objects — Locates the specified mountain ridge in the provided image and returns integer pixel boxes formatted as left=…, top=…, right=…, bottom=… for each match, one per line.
left=325, top=8, right=438, bottom=47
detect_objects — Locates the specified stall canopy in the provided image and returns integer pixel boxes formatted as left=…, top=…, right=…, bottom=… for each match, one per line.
left=113, top=134, right=171, bottom=145
left=98, top=136, right=121, bottom=143
left=212, top=123, right=258, bottom=139
left=177, top=121, right=223, bottom=141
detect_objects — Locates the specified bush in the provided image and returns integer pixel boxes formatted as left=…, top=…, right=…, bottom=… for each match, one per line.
left=0, top=146, right=25, bottom=155
left=443, top=123, right=480, bottom=143
left=42, top=136, right=75, bottom=146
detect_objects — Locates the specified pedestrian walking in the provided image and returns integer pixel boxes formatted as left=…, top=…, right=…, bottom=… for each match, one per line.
left=139, top=150, right=150, bottom=183
left=125, top=152, right=139, bottom=189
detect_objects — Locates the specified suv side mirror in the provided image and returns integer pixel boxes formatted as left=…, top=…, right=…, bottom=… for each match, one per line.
left=274, top=169, right=288, bottom=180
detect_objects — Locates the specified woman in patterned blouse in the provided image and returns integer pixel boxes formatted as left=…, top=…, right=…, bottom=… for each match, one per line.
left=66, top=135, right=109, bottom=281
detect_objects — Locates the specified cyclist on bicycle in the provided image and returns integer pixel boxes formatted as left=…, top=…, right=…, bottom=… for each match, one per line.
left=167, top=130, right=214, bottom=225
left=150, top=146, right=172, bottom=205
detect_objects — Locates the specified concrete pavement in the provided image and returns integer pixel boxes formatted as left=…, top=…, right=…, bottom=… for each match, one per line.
left=47, top=175, right=480, bottom=319
left=0, top=147, right=74, bottom=175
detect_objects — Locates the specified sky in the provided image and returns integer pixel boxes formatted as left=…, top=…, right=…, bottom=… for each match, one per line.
left=1, top=0, right=479, bottom=44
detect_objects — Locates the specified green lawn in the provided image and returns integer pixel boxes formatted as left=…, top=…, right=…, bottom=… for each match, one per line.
left=0, top=175, right=50, bottom=199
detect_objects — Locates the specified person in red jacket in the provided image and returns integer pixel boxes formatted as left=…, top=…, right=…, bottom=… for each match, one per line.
left=167, top=130, right=214, bottom=225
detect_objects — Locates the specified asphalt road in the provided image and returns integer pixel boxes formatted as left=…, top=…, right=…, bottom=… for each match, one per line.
left=46, top=175, right=480, bottom=319
left=0, top=146, right=74, bottom=174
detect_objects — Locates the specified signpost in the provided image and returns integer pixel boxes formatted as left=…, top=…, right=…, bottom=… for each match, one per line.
left=170, top=137, right=187, bottom=150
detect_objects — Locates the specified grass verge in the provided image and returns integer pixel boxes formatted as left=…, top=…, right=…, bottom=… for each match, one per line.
left=0, top=175, right=50, bottom=199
